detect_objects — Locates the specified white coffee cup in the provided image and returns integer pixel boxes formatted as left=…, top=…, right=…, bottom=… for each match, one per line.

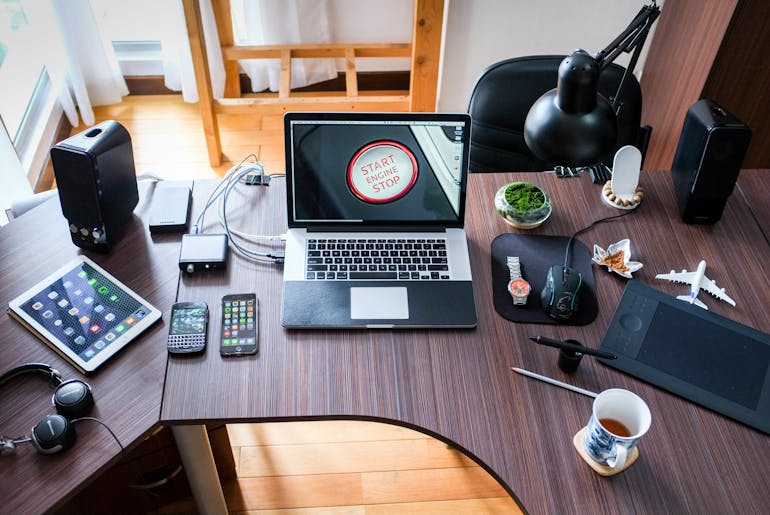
left=584, top=388, right=651, bottom=469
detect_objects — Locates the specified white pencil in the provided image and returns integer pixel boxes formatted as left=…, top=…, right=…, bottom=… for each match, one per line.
left=511, top=367, right=599, bottom=398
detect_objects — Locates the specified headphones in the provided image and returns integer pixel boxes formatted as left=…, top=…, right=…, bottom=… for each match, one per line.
left=0, top=363, right=94, bottom=456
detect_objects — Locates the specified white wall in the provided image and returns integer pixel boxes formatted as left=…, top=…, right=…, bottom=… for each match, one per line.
left=438, top=0, right=662, bottom=112
left=328, top=0, right=414, bottom=71
left=325, top=1, right=661, bottom=112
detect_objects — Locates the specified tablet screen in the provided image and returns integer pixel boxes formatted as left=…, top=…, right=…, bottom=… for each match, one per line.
left=8, top=256, right=161, bottom=373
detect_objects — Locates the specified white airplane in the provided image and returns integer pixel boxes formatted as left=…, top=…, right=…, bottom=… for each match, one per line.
left=655, top=260, right=735, bottom=310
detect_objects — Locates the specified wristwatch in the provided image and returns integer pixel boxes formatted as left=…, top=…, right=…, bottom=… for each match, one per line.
left=506, top=256, right=531, bottom=305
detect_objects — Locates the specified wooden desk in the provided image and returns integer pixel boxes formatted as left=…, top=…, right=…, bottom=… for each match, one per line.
left=163, top=170, right=770, bottom=513
left=736, top=169, right=770, bottom=237
left=0, top=183, right=181, bottom=514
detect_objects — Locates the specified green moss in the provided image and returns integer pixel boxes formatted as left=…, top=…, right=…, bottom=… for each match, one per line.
left=504, top=183, right=545, bottom=212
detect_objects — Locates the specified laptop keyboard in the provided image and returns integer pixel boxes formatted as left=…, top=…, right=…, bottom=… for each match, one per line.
left=305, top=238, right=450, bottom=280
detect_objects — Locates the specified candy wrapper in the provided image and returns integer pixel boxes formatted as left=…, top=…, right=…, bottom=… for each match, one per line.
left=592, top=239, right=643, bottom=278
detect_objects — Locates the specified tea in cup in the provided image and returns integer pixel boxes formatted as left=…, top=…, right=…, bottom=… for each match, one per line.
left=584, top=388, right=651, bottom=469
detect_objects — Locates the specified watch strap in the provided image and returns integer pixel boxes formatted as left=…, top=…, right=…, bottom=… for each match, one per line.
left=507, top=256, right=522, bottom=280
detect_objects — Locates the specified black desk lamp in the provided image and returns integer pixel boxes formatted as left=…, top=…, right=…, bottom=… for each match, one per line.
left=524, top=1, right=661, bottom=167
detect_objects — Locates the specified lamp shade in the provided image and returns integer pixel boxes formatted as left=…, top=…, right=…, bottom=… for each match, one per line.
left=524, top=50, right=618, bottom=166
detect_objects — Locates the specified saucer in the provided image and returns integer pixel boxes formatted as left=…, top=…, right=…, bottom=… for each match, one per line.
left=572, top=426, right=639, bottom=476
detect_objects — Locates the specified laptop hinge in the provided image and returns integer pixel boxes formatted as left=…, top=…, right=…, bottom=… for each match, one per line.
left=305, top=225, right=449, bottom=233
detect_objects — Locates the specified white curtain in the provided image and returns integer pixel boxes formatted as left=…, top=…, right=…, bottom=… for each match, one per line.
left=162, top=0, right=337, bottom=101
left=162, top=0, right=225, bottom=102
left=48, top=0, right=128, bottom=127
left=11, top=0, right=335, bottom=129
left=231, top=0, right=337, bottom=93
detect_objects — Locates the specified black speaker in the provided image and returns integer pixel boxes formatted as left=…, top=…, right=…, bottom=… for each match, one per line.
left=50, top=120, right=138, bottom=251
left=671, top=99, right=751, bottom=224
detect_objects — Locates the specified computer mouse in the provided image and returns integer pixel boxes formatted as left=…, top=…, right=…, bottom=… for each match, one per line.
left=540, top=265, right=583, bottom=321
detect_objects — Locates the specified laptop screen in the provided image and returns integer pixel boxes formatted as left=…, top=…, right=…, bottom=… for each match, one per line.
left=285, top=113, right=470, bottom=228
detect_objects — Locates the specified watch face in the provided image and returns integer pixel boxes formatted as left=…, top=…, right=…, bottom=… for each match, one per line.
left=508, top=278, right=531, bottom=297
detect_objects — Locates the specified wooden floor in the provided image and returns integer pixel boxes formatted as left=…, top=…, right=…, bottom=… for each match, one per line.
left=78, top=95, right=520, bottom=514
left=91, top=95, right=286, bottom=180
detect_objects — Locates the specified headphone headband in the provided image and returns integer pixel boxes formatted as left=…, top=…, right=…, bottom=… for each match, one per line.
left=0, top=363, right=62, bottom=389
left=1, top=364, right=92, bottom=456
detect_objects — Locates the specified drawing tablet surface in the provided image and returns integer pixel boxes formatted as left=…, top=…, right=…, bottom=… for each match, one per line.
left=8, top=256, right=161, bottom=373
left=599, top=281, right=770, bottom=434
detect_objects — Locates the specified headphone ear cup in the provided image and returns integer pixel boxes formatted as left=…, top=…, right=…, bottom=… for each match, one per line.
left=31, top=414, right=76, bottom=455
left=53, top=379, right=94, bottom=419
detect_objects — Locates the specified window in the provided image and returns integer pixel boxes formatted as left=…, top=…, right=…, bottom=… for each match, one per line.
left=0, top=0, right=49, bottom=142
left=90, top=0, right=179, bottom=77
left=0, top=0, right=53, bottom=223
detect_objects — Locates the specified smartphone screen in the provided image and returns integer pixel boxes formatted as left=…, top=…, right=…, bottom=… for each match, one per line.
left=167, top=301, right=208, bottom=354
left=220, top=294, right=258, bottom=356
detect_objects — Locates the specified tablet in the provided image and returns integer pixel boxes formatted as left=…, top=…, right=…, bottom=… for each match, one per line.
left=599, top=281, right=770, bottom=434
left=8, top=256, right=162, bottom=374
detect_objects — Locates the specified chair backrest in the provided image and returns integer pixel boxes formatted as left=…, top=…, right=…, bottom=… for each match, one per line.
left=467, top=55, right=649, bottom=172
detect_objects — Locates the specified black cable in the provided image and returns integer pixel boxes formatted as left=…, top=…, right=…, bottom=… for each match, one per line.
left=72, top=416, right=126, bottom=457
left=563, top=208, right=637, bottom=269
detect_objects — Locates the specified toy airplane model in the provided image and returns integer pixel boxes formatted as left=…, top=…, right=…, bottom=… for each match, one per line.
left=655, top=260, right=735, bottom=309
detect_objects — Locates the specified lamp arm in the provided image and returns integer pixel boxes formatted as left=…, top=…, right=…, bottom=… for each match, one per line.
left=606, top=34, right=645, bottom=113
left=594, top=2, right=660, bottom=70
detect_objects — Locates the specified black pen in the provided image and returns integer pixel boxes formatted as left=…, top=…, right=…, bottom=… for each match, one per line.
left=529, top=336, right=617, bottom=360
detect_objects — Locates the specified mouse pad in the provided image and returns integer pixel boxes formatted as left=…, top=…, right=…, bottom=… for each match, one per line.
left=491, top=234, right=598, bottom=325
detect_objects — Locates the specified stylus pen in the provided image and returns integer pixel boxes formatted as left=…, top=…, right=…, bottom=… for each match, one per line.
left=511, top=367, right=598, bottom=398
left=529, top=336, right=617, bottom=360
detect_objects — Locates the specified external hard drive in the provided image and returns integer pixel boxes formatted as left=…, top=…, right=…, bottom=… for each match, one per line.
left=149, top=185, right=191, bottom=233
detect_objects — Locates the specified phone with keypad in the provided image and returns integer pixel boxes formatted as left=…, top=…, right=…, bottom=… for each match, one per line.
left=166, top=301, right=208, bottom=354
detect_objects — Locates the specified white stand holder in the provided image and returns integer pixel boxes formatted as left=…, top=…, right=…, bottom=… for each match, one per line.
left=601, top=145, right=644, bottom=210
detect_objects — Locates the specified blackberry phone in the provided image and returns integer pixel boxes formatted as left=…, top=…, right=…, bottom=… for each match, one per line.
left=220, top=293, right=258, bottom=356
left=166, top=301, right=208, bottom=354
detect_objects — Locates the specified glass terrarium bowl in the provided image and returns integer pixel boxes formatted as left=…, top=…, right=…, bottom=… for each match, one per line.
left=494, top=181, right=552, bottom=229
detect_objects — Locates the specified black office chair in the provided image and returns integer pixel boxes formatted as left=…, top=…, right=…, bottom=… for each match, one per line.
left=467, top=55, right=651, bottom=172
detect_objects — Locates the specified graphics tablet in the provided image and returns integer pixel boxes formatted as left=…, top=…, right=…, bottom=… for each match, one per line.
left=8, top=256, right=161, bottom=374
left=599, top=281, right=770, bottom=434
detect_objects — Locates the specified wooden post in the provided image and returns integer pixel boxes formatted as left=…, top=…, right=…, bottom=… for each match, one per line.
left=279, top=49, right=292, bottom=99
left=409, top=0, right=444, bottom=112
left=345, top=47, right=358, bottom=97
left=211, top=0, right=240, bottom=98
left=182, top=0, right=222, bottom=167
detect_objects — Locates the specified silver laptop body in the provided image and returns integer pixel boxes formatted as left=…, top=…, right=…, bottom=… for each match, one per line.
left=281, top=112, right=477, bottom=329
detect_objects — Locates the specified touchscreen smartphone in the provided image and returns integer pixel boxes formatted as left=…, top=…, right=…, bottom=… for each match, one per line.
left=166, top=301, right=208, bottom=354
left=220, top=294, right=258, bottom=356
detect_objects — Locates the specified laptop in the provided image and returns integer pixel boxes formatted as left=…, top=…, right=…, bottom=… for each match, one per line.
left=281, top=112, right=478, bottom=329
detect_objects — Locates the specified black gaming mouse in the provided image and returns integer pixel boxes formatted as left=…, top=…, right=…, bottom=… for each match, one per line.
left=540, top=265, right=583, bottom=321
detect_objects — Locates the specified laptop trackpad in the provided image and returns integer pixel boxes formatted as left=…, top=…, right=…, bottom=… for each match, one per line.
left=350, top=287, right=409, bottom=319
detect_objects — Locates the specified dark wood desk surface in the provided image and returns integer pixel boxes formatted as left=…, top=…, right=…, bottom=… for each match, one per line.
left=0, top=183, right=181, bottom=514
left=163, top=170, right=770, bottom=514
left=736, top=169, right=770, bottom=238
